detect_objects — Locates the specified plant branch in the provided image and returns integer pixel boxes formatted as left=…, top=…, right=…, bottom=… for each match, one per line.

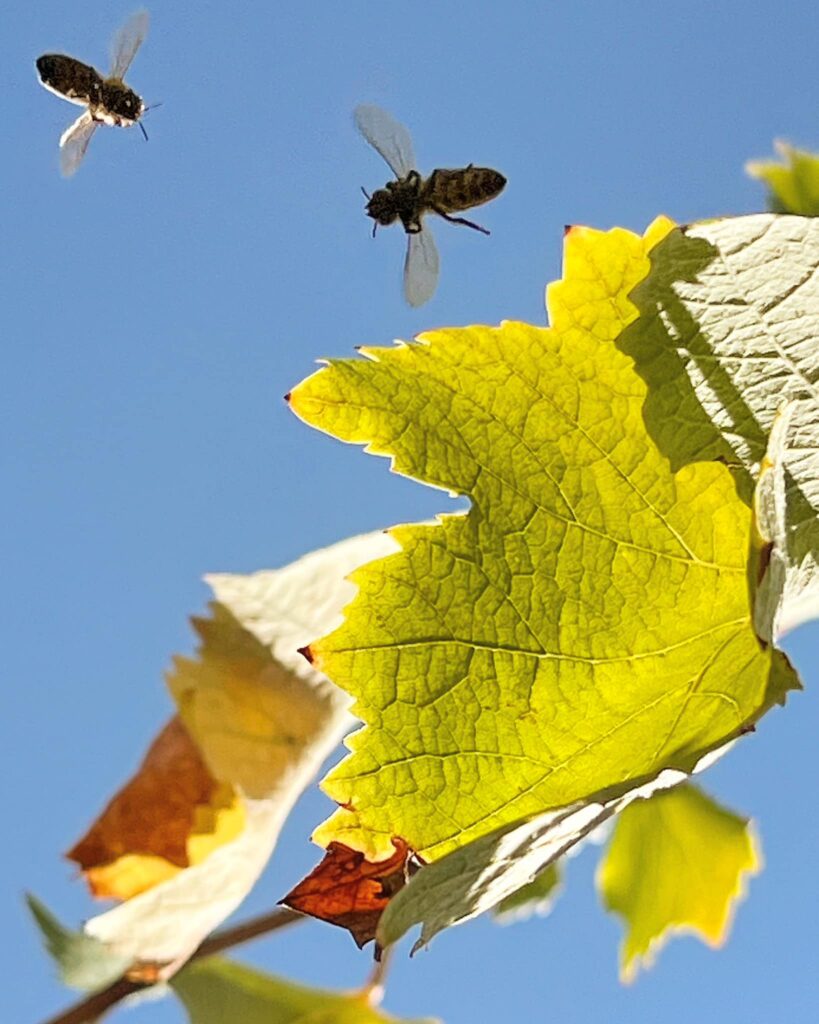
left=39, top=906, right=304, bottom=1024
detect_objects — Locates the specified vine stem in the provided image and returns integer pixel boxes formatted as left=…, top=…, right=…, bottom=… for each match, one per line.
left=362, top=945, right=394, bottom=1005
left=39, top=906, right=304, bottom=1024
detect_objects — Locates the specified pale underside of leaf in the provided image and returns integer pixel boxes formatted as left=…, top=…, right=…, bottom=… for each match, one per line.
left=493, top=860, right=562, bottom=924
left=84, top=531, right=399, bottom=971
left=621, top=214, right=819, bottom=635
left=377, top=739, right=749, bottom=952
left=378, top=765, right=691, bottom=950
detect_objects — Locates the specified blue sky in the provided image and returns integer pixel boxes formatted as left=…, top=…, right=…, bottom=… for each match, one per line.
left=2, top=1, right=817, bottom=1022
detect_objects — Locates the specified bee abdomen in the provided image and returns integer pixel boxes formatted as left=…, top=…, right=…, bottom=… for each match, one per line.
left=36, top=54, right=102, bottom=104
left=424, top=167, right=506, bottom=212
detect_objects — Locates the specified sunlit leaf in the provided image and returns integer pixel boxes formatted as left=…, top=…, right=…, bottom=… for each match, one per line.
left=289, top=219, right=797, bottom=885
left=80, top=531, right=398, bottom=975
left=621, top=214, right=819, bottom=636
left=597, top=783, right=761, bottom=981
left=171, top=957, right=438, bottom=1024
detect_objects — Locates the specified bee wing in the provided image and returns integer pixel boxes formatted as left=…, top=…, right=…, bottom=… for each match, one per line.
left=109, top=9, right=149, bottom=79
left=354, top=104, right=416, bottom=178
left=59, top=110, right=98, bottom=177
left=404, top=226, right=440, bottom=308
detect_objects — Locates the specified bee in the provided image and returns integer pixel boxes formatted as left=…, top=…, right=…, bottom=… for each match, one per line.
left=36, top=10, right=151, bottom=177
left=355, top=104, right=506, bottom=307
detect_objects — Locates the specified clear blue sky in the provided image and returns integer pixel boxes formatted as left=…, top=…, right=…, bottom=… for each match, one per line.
left=3, top=2, right=817, bottom=1022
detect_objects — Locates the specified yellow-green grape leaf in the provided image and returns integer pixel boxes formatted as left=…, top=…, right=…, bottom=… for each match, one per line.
left=747, top=141, right=819, bottom=215
left=620, top=215, right=819, bottom=637
left=597, top=783, right=761, bottom=982
left=290, top=219, right=798, bottom=871
left=26, top=894, right=130, bottom=992
left=171, top=958, right=438, bottom=1024
left=82, top=531, right=397, bottom=974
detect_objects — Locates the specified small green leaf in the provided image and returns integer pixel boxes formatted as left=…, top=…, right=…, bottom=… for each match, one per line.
left=597, top=784, right=761, bottom=981
left=26, top=893, right=130, bottom=992
left=747, top=141, right=819, bottom=215
left=171, top=957, right=438, bottom=1024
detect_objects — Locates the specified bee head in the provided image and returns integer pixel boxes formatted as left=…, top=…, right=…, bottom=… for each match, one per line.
left=364, top=187, right=399, bottom=228
left=125, top=91, right=145, bottom=118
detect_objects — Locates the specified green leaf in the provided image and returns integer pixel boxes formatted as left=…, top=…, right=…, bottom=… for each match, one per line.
left=597, top=784, right=761, bottom=981
left=290, top=219, right=798, bottom=871
left=620, top=214, right=819, bottom=636
left=171, top=957, right=438, bottom=1024
left=26, top=893, right=130, bottom=992
left=747, top=141, right=819, bottom=215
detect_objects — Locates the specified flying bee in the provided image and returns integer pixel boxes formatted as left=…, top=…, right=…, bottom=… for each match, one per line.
left=36, top=10, right=151, bottom=177
left=355, top=104, right=506, bottom=307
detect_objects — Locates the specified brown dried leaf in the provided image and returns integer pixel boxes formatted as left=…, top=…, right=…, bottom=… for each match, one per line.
left=67, top=717, right=240, bottom=899
left=282, top=839, right=415, bottom=949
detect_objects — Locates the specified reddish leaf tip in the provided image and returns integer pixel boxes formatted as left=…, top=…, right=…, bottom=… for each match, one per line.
left=282, top=838, right=415, bottom=949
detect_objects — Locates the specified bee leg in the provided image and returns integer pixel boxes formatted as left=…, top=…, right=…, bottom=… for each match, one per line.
left=400, top=213, right=423, bottom=233
left=434, top=209, right=491, bottom=235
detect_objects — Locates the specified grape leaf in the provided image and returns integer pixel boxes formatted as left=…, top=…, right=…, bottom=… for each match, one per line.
left=171, top=957, right=438, bottom=1024
left=289, top=219, right=798, bottom=876
left=620, top=215, right=819, bottom=636
left=80, top=532, right=397, bottom=975
left=747, top=141, right=819, bottom=216
left=68, top=716, right=243, bottom=900
left=26, top=893, right=131, bottom=992
left=597, top=783, right=760, bottom=981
